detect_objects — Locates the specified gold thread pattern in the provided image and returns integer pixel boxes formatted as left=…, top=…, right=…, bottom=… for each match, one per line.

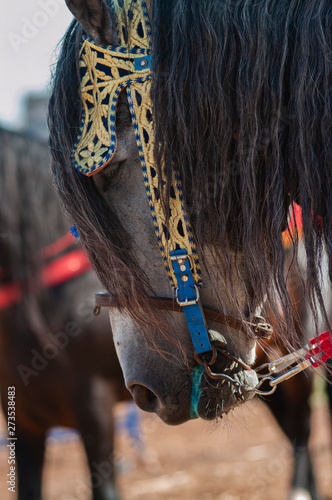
left=71, top=0, right=203, bottom=288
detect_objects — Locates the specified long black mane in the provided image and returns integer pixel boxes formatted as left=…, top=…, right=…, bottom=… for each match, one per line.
left=49, top=0, right=332, bottom=341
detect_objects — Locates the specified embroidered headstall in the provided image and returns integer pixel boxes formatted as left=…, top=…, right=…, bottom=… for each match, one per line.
left=71, top=0, right=274, bottom=369
left=71, top=8, right=219, bottom=363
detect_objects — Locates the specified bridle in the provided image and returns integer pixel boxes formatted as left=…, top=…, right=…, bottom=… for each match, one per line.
left=94, top=292, right=273, bottom=340
left=71, top=0, right=332, bottom=413
left=93, top=292, right=273, bottom=407
left=94, top=291, right=332, bottom=405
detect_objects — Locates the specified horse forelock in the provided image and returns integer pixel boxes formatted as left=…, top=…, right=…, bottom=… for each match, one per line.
left=49, top=0, right=332, bottom=343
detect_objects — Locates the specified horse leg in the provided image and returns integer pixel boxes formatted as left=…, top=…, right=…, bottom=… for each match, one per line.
left=263, top=371, right=318, bottom=500
left=287, top=376, right=318, bottom=500
left=291, top=440, right=317, bottom=500
left=74, top=376, right=120, bottom=500
left=16, top=432, right=45, bottom=500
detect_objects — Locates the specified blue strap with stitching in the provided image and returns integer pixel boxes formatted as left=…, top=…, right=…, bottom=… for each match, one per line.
left=170, top=249, right=213, bottom=356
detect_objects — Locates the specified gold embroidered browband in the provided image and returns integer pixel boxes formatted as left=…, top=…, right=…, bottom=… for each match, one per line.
left=71, top=0, right=203, bottom=288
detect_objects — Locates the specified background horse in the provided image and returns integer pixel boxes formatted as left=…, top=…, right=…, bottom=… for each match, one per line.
left=255, top=255, right=322, bottom=500
left=253, top=232, right=332, bottom=499
left=0, top=124, right=130, bottom=500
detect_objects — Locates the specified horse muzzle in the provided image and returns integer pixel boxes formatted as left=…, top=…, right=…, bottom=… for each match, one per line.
left=194, top=364, right=258, bottom=420
left=189, top=338, right=259, bottom=420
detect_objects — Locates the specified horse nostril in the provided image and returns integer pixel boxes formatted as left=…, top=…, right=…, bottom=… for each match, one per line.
left=130, top=384, right=159, bottom=413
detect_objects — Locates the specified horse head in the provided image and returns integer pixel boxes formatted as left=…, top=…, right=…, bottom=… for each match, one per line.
left=49, top=0, right=332, bottom=424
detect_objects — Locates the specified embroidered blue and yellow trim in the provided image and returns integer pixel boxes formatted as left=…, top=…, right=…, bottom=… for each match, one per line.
left=71, top=0, right=203, bottom=289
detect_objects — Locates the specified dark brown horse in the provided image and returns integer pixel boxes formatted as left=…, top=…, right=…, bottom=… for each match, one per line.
left=0, top=126, right=130, bottom=500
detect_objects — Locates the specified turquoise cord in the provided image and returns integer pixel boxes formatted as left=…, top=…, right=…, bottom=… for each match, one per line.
left=190, top=364, right=205, bottom=419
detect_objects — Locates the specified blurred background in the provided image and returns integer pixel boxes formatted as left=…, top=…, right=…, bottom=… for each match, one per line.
left=0, top=0, right=72, bottom=129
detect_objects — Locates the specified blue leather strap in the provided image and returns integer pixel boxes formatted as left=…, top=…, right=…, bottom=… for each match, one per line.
left=170, top=249, right=213, bottom=356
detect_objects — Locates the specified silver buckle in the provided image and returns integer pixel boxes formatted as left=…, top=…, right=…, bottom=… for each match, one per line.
left=175, top=285, right=200, bottom=307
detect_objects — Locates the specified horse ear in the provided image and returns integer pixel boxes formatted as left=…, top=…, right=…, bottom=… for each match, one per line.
left=65, top=0, right=118, bottom=45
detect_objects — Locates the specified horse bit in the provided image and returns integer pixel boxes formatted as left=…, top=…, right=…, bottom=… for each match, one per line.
left=71, top=0, right=332, bottom=408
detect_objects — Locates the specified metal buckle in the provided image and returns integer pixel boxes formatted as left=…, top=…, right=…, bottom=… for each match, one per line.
left=175, top=285, right=200, bottom=306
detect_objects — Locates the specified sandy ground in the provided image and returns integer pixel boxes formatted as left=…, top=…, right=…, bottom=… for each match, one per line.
left=0, top=378, right=331, bottom=500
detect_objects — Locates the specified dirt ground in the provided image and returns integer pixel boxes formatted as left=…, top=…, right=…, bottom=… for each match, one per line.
left=0, top=378, right=331, bottom=500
